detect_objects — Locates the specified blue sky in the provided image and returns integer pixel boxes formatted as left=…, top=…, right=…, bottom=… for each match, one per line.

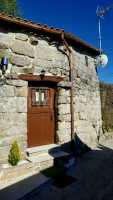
left=18, top=0, right=113, bottom=83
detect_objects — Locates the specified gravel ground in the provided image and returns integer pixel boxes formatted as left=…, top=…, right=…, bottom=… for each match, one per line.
left=20, top=138, right=113, bottom=200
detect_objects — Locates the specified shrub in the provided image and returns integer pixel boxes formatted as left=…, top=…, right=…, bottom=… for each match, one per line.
left=8, top=141, right=21, bottom=166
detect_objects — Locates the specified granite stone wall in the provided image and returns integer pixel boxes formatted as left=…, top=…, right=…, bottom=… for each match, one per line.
left=0, top=80, right=27, bottom=163
left=0, top=28, right=102, bottom=163
left=72, top=50, right=102, bottom=146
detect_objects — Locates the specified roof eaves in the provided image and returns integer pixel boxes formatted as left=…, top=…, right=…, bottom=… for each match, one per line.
left=0, top=13, right=100, bottom=55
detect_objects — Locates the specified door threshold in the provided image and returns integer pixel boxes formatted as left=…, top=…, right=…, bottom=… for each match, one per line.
left=26, top=144, right=59, bottom=154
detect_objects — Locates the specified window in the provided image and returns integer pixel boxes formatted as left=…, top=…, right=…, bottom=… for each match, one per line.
left=32, top=88, right=48, bottom=106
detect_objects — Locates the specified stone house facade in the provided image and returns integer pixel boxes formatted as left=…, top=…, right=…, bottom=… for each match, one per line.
left=0, top=13, right=102, bottom=164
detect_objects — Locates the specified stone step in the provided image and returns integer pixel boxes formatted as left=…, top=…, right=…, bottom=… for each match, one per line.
left=0, top=145, right=70, bottom=190
left=26, top=150, right=70, bottom=170
left=27, top=151, right=69, bottom=163
left=26, top=144, right=61, bottom=157
left=1, top=150, right=69, bottom=188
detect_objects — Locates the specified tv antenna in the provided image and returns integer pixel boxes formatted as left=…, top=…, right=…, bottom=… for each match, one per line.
left=96, top=3, right=113, bottom=66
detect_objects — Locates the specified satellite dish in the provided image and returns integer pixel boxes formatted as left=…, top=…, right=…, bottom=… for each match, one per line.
left=96, top=54, right=108, bottom=67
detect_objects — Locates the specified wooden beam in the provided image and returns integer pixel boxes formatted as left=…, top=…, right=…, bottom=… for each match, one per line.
left=18, top=74, right=64, bottom=83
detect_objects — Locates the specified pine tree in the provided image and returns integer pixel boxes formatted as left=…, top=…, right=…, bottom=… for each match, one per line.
left=8, top=141, right=21, bottom=166
left=0, top=0, right=21, bottom=16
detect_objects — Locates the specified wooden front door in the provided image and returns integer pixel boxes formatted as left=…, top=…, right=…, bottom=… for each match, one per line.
left=27, top=82, right=55, bottom=147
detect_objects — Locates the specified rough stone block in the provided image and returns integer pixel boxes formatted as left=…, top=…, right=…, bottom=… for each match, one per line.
left=58, top=96, right=70, bottom=104
left=15, top=33, right=28, bottom=41
left=58, top=88, right=70, bottom=97
left=0, top=85, right=15, bottom=97
left=10, top=65, right=33, bottom=75
left=0, top=33, right=14, bottom=49
left=6, top=80, right=28, bottom=87
left=0, top=146, right=9, bottom=162
left=78, top=112, right=87, bottom=120
left=33, top=58, right=52, bottom=69
left=34, top=46, right=64, bottom=61
left=57, top=114, right=71, bottom=122
left=15, top=86, right=28, bottom=97
left=40, top=159, right=54, bottom=170
left=58, top=122, right=71, bottom=130
left=0, top=113, right=27, bottom=136
left=0, top=97, right=27, bottom=113
left=58, top=104, right=70, bottom=115
left=56, top=129, right=71, bottom=144
left=11, top=40, right=35, bottom=58
left=38, top=39, right=49, bottom=47
left=11, top=54, right=32, bottom=67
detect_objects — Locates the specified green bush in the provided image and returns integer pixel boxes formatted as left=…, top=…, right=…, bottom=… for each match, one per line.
left=8, top=141, right=21, bottom=166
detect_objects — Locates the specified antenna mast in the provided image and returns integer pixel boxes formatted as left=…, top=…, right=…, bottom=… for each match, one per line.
left=96, top=3, right=113, bottom=54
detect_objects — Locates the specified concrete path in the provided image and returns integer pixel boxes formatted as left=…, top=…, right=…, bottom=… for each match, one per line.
left=0, top=173, right=50, bottom=200
left=19, top=138, right=113, bottom=200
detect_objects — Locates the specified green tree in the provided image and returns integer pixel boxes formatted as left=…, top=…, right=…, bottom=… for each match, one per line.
left=8, top=141, right=21, bottom=166
left=0, top=0, right=21, bottom=16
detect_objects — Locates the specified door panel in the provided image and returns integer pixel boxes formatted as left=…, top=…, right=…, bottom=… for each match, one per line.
left=27, top=84, right=55, bottom=147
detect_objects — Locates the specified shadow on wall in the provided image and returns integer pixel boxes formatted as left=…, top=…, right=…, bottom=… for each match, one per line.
left=49, top=134, right=91, bottom=157
left=71, top=134, right=91, bottom=156
left=48, top=134, right=92, bottom=169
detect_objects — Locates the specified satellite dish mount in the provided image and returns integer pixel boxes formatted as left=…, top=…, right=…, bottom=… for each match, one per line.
left=95, top=4, right=113, bottom=67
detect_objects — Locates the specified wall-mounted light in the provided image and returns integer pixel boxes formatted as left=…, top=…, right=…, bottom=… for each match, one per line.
left=0, top=57, right=8, bottom=75
left=40, top=70, right=46, bottom=80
